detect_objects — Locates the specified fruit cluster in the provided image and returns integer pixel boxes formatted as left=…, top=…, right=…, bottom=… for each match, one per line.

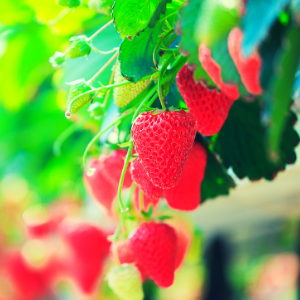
left=80, top=27, right=263, bottom=299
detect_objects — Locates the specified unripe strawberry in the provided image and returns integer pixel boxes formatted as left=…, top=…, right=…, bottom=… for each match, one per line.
left=56, top=0, right=80, bottom=8
left=164, top=142, right=207, bottom=210
left=68, top=36, right=91, bottom=58
left=228, top=27, right=262, bottom=95
left=131, top=110, right=196, bottom=189
left=49, top=51, right=65, bottom=68
left=88, top=0, right=112, bottom=15
left=198, top=43, right=240, bottom=100
left=66, top=79, right=95, bottom=117
left=111, top=240, right=148, bottom=281
left=107, top=264, right=144, bottom=300
left=131, top=158, right=162, bottom=209
left=128, top=222, right=178, bottom=288
left=177, top=64, right=235, bottom=136
left=113, top=62, right=149, bottom=107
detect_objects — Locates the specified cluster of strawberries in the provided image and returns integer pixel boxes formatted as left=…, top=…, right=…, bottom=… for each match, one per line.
left=1, top=207, right=111, bottom=300
left=82, top=26, right=263, bottom=300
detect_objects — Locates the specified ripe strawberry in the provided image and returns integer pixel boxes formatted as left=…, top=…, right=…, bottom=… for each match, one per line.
left=128, top=222, right=178, bottom=288
left=198, top=43, right=240, bottom=100
left=164, top=142, right=207, bottom=210
left=228, top=27, right=263, bottom=95
left=83, top=150, right=132, bottom=212
left=59, top=221, right=111, bottom=294
left=113, top=62, right=149, bottom=107
left=177, top=64, right=235, bottom=136
left=107, top=264, right=144, bottom=300
left=84, top=159, right=117, bottom=212
left=131, top=158, right=163, bottom=210
left=111, top=240, right=147, bottom=281
left=131, top=110, right=196, bottom=189
left=4, top=251, right=49, bottom=300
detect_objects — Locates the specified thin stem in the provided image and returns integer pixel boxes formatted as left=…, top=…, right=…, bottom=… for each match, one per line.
left=102, top=65, right=116, bottom=108
left=90, top=46, right=119, bottom=55
left=83, top=109, right=135, bottom=173
left=132, top=85, right=157, bottom=123
left=153, top=29, right=174, bottom=68
left=48, top=7, right=71, bottom=26
left=139, top=189, right=144, bottom=212
left=117, top=141, right=133, bottom=213
left=87, top=51, right=119, bottom=85
left=87, top=19, right=114, bottom=41
left=158, top=54, right=175, bottom=110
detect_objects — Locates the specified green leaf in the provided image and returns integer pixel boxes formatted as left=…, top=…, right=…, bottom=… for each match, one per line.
left=119, top=23, right=161, bottom=82
left=266, top=26, right=300, bottom=154
left=148, top=0, right=172, bottom=28
left=197, top=137, right=235, bottom=202
left=214, top=99, right=299, bottom=181
left=177, top=0, right=216, bottom=84
left=113, top=0, right=168, bottom=38
left=242, top=0, right=291, bottom=57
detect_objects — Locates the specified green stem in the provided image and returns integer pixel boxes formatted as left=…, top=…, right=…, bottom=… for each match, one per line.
left=87, top=19, right=114, bottom=41
left=117, top=141, right=133, bottom=213
left=90, top=46, right=119, bottom=55
left=83, top=109, right=135, bottom=173
left=158, top=54, right=176, bottom=110
left=87, top=51, right=119, bottom=85
left=132, top=85, right=157, bottom=123
left=48, top=7, right=71, bottom=26
left=153, top=29, right=175, bottom=68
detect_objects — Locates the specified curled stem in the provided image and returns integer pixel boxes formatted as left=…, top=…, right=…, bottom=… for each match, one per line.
left=87, top=51, right=119, bottom=85
left=117, top=141, right=134, bottom=213
left=87, top=19, right=114, bottom=41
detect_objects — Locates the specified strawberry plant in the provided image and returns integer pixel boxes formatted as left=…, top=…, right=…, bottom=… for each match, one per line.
left=0, top=0, right=300, bottom=299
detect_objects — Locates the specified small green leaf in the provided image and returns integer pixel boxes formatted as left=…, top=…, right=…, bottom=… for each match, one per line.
left=118, top=141, right=132, bottom=148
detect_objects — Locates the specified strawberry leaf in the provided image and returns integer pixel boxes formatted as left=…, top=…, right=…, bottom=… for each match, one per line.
left=266, top=25, right=300, bottom=155
left=214, top=99, right=299, bottom=181
left=241, top=0, right=291, bottom=57
left=119, top=23, right=161, bottom=82
left=113, top=0, right=170, bottom=38
left=196, top=137, right=236, bottom=202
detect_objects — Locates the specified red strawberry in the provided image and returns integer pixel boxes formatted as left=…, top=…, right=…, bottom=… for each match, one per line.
left=164, top=142, right=207, bottom=210
left=177, top=64, right=235, bottom=136
left=84, top=159, right=117, bottom=212
left=131, top=158, right=163, bottom=210
left=131, top=110, right=196, bottom=189
left=198, top=43, right=240, bottom=100
left=83, top=150, right=132, bottom=212
left=228, top=27, right=263, bottom=95
left=4, top=251, right=49, bottom=300
left=59, top=221, right=110, bottom=294
left=128, top=222, right=178, bottom=288
left=111, top=240, right=147, bottom=281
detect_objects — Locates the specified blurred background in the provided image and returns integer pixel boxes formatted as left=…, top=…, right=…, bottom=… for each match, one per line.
left=0, top=0, right=300, bottom=300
